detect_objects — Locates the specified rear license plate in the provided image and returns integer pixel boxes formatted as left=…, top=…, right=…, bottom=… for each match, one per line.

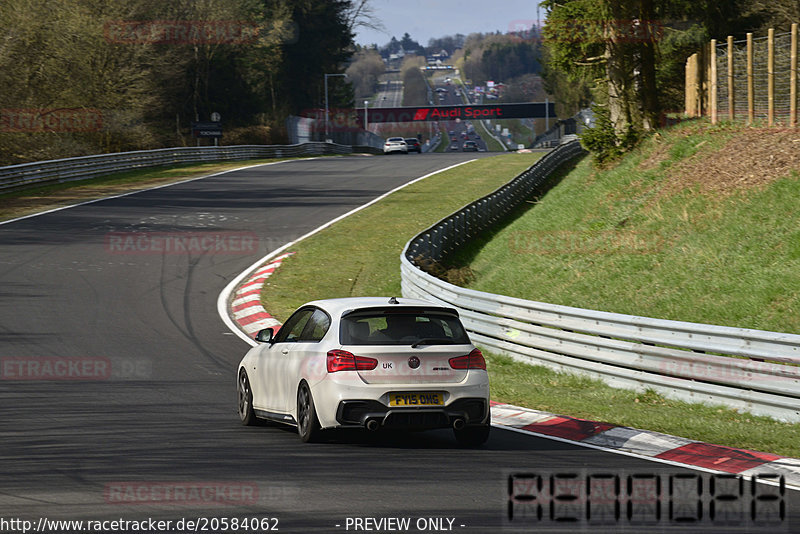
left=389, top=392, right=444, bottom=407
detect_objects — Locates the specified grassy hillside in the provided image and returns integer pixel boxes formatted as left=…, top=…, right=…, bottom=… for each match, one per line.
left=451, top=120, right=800, bottom=334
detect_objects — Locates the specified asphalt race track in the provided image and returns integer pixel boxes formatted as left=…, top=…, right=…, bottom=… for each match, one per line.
left=0, top=153, right=797, bottom=533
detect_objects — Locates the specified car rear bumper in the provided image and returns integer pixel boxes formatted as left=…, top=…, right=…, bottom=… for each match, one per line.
left=310, top=372, right=490, bottom=429
left=336, top=397, right=489, bottom=430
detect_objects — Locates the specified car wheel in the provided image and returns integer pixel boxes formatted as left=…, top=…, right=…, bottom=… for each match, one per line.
left=454, top=413, right=491, bottom=447
left=237, top=369, right=258, bottom=426
left=297, top=382, right=322, bottom=443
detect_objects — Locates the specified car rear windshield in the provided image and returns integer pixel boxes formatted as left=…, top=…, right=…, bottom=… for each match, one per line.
left=340, top=310, right=471, bottom=346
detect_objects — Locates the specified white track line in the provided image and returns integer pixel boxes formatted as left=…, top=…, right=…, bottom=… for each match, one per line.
left=217, top=159, right=476, bottom=346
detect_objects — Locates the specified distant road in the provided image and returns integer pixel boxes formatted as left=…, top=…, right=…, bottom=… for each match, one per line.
left=432, top=74, right=489, bottom=152
left=374, top=71, right=403, bottom=108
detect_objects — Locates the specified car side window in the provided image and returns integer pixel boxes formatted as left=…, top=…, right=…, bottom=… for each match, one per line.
left=275, top=308, right=314, bottom=343
left=298, top=309, right=331, bottom=342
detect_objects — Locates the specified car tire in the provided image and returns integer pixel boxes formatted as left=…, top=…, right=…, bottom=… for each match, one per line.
left=454, top=413, right=491, bottom=447
left=237, top=369, right=258, bottom=426
left=297, top=382, right=322, bottom=443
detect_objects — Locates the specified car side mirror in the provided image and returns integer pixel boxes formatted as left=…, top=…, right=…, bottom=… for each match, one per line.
left=255, top=328, right=274, bottom=344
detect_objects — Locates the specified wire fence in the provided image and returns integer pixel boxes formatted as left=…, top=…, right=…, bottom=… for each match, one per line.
left=718, top=32, right=797, bottom=122
left=686, top=24, right=799, bottom=126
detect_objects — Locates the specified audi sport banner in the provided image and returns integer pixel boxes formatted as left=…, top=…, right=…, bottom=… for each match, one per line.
left=356, top=102, right=556, bottom=123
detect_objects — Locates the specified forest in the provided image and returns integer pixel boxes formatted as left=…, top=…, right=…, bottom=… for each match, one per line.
left=0, top=0, right=362, bottom=164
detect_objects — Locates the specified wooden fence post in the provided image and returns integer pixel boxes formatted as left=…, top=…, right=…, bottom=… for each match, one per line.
left=792, top=23, right=798, bottom=127
left=768, top=28, right=775, bottom=126
left=685, top=55, right=693, bottom=116
left=747, top=33, right=754, bottom=125
left=710, top=39, right=718, bottom=124
left=685, top=53, right=701, bottom=117
left=728, top=36, right=735, bottom=120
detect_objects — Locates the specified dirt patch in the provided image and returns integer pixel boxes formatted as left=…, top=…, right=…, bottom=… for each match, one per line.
left=659, top=128, right=800, bottom=198
left=637, top=129, right=691, bottom=171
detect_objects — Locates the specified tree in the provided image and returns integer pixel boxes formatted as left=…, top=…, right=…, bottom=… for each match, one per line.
left=0, top=0, right=360, bottom=163
left=460, top=33, right=541, bottom=85
left=344, top=0, right=385, bottom=34
left=346, top=48, right=385, bottom=99
left=540, top=0, right=738, bottom=161
left=400, top=32, right=422, bottom=53
left=427, top=34, right=465, bottom=55
left=275, top=0, right=354, bottom=115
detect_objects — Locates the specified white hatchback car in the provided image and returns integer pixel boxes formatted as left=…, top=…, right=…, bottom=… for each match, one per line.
left=383, top=137, right=408, bottom=154
left=237, top=297, right=491, bottom=445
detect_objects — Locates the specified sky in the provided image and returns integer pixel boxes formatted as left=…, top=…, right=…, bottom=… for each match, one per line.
left=354, top=0, right=543, bottom=47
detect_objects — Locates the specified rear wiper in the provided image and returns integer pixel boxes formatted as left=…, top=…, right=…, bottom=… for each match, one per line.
left=411, top=338, right=454, bottom=348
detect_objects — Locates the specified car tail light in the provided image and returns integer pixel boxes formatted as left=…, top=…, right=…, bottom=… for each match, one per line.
left=449, top=348, right=486, bottom=370
left=327, top=350, right=378, bottom=373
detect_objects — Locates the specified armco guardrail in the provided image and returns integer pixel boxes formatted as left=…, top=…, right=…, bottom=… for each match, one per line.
left=401, top=141, right=800, bottom=422
left=0, top=142, right=381, bottom=193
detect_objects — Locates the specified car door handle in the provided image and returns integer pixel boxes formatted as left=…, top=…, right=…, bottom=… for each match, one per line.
left=281, top=348, right=289, bottom=354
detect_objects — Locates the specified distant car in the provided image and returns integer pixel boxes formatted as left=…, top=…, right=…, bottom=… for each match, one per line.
left=463, top=140, right=479, bottom=152
left=449, top=143, right=460, bottom=151
left=404, top=138, right=421, bottom=153
left=383, top=137, right=408, bottom=154
left=237, top=297, right=491, bottom=445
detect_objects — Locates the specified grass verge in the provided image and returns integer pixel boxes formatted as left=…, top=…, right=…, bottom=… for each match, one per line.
left=489, top=352, right=798, bottom=457
left=258, top=145, right=799, bottom=457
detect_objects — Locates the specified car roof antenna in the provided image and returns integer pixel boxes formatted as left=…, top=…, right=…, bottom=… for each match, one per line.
left=388, top=297, right=399, bottom=304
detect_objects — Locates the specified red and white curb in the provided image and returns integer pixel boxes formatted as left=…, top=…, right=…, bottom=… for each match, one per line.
left=230, top=252, right=294, bottom=338
left=491, top=401, right=800, bottom=488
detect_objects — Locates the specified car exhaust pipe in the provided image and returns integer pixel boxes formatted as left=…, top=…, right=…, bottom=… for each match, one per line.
left=365, top=419, right=380, bottom=432
left=453, top=418, right=465, bottom=430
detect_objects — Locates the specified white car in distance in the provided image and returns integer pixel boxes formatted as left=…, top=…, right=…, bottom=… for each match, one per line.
left=237, top=297, right=491, bottom=445
left=383, top=137, right=408, bottom=154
